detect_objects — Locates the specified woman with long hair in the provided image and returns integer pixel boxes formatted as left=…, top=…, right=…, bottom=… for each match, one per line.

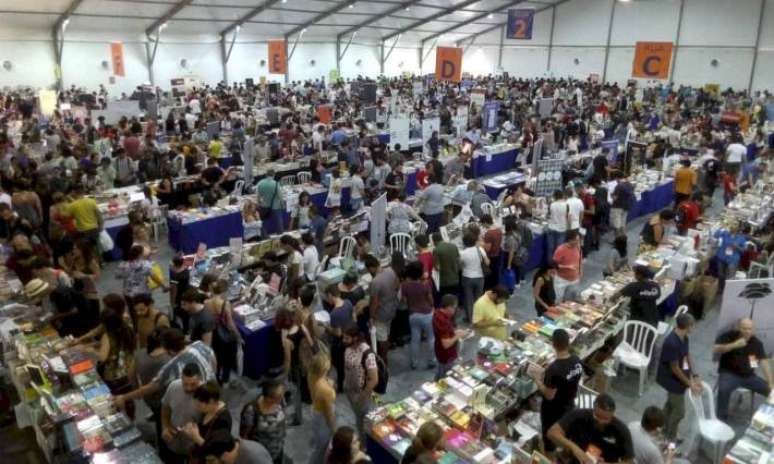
left=532, top=265, right=557, bottom=317
left=308, top=353, right=336, bottom=464
left=326, top=426, right=370, bottom=464
left=401, top=421, right=443, bottom=464
left=182, top=381, right=232, bottom=463
left=605, top=235, right=629, bottom=277
left=89, top=306, right=137, bottom=418
left=205, top=279, right=242, bottom=385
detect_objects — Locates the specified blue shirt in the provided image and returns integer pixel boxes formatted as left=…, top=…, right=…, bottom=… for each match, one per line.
left=656, top=331, right=690, bottom=393
left=330, top=130, right=347, bottom=146
left=309, top=215, right=327, bottom=243
left=713, top=230, right=747, bottom=266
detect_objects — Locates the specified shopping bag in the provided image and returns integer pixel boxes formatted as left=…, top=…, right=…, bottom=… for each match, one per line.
left=147, top=263, right=165, bottom=290
left=500, top=269, right=516, bottom=293
left=98, top=230, right=114, bottom=252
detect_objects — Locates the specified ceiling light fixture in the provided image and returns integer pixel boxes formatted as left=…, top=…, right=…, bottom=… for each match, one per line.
left=62, top=18, right=70, bottom=28
left=487, top=13, right=493, bottom=19
left=405, top=6, right=410, bottom=11
left=301, top=28, right=307, bottom=34
left=349, top=2, right=354, bottom=8
left=160, top=22, right=168, bottom=30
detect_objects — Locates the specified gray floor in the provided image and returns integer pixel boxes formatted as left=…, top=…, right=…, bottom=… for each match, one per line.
left=3, top=191, right=753, bottom=463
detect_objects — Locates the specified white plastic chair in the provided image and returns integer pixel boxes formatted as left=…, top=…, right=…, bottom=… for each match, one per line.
left=232, top=180, right=245, bottom=196
left=297, top=171, right=312, bottom=184
left=574, top=384, right=598, bottom=410
left=280, top=175, right=297, bottom=187
left=412, top=220, right=428, bottom=238
left=687, top=381, right=735, bottom=464
left=480, top=202, right=496, bottom=218
left=749, top=252, right=774, bottom=278
left=612, top=321, right=658, bottom=396
left=389, top=232, right=412, bottom=257
left=338, top=235, right=357, bottom=261
left=657, top=304, right=689, bottom=336
left=150, top=204, right=169, bottom=241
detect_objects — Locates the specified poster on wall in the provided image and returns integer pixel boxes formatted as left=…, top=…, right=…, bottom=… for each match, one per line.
left=717, top=279, right=774, bottom=355
left=110, top=42, right=125, bottom=77
left=506, top=9, right=535, bottom=40
left=388, top=117, right=410, bottom=151
left=422, top=117, right=440, bottom=147
left=370, top=193, right=387, bottom=255
left=632, top=42, right=673, bottom=79
left=482, top=101, right=500, bottom=134
left=267, top=40, right=287, bottom=74
left=434, top=47, right=463, bottom=83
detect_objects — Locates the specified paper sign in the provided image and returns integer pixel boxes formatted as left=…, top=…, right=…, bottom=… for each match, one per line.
left=435, top=47, right=462, bottom=83
left=268, top=40, right=287, bottom=74
left=632, top=42, right=673, bottom=79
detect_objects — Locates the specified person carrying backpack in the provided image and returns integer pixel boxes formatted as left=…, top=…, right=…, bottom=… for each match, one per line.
left=342, top=324, right=380, bottom=442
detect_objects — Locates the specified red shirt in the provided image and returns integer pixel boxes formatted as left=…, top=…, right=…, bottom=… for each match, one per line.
left=581, top=193, right=595, bottom=228
left=433, top=309, right=457, bottom=363
left=553, top=243, right=582, bottom=282
left=678, top=201, right=700, bottom=232
left=416, top=170, right=429, bottom=189
left=417, top=251, right=433, bottom=277
left=723, top=174, right=736, bottom=194
left=483, top=227, right=503, bottom=259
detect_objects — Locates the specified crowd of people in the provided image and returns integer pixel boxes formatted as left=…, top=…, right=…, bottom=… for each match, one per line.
left=1, top=74, right=773, bottom=464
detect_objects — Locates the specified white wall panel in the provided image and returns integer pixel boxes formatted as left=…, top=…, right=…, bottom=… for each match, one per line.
left=61, top=41, right=148, bottom=96
left=672, top=47, right=755, bottom=90
left=680, top=0, right=760, bottom=47
left=340, top=44, right=381, bottom=79
left=751, top=50, right=774, bottom=91
left=461, top=47, right=497, bottom=76
left=384, top=47, right=420, bottom=77
left=758, top=0, right=774, bottom=48
left=500, top=47, right=549, bottom=78
left=0, top=40, right=56, bottom=90
left=610, top=0, right=680, bottom=46
left=154, top=42, right=223, bottom=88
left=606, top=47, right=636, bottom=86
left=226, top=42, right=273, bottom=85
left=287, top=43, right=336, bottom=82
left=553, top=0, right=613, bottom=47
left=549, top=47, right=605, bottom=79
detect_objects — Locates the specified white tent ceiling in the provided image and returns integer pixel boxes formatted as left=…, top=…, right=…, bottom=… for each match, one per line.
left=0, top=0, right=563, bottom=42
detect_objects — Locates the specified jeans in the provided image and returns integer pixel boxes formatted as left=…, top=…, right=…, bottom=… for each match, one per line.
left=663, top=391, right=686, bottom=440
left=409, top=312, right=435, bottom=368
left=716, top=371, right=770, bottom=420
left=485, top=253, right=501, bottom=290
left=307, top=409, right=332, bottom=464
left=435, top=360, right=455, bottom=381
left=350, top=197, right=364, bottom=213
left=346, top=391, right=372, bottom=442
left=289, top=364, right=304, bottom=424
left=422, top=213, right=443, bottom=235
left=545, top=229, right=565, bottom=263
left=461, top=277, right=484, bottom=323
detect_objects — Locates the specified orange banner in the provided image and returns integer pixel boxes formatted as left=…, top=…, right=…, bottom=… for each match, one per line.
left=632, top=41, right=673, bottom=79
left=435, top=47, right=462, bottom=83
left=267, top=40, right=287, bottom=75
left=317, top=104, right=332, bottom=124
left=110, top=42, right=125, bottom=77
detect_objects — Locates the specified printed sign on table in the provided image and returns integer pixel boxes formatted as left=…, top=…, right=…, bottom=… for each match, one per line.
left=435, top=47, right=462, bottom=82
left=388, top=117, right=410, bottom=151
left=422, top=117, right=440, bottom=146
left=632, top=42, right=673, bottom=79
left=267, top=40, right=287, bottom=74
left=506, top=9, right=535, bottom=40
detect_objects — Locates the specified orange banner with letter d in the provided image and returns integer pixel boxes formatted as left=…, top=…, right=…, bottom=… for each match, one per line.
left=268, top=40, right=287, bottom=75
left=435, top=47, right=462, bottom=83
left=632, top=41, right=673, bottom=79
left=110, top=42, right=125, bottom=77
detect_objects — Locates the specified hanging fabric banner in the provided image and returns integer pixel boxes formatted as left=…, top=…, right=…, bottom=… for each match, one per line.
left=482, top=101, right=500, bottom=134
left=110, top=42, right=125, bottom=77
left=434, top=47, right=462, bottom=83
left=267, top=40, right=287, bottom=74
left=506, top=9, right=535, bottom=40
left=632, top=42, right=673, bottom=79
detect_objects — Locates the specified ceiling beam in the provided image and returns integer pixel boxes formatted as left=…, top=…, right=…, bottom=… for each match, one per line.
left=337, top=0, right=423, bottom=40
left=53, top=0, right=84, bottom=29
left=421, top=0, right=529, bottom=45
left=454, top=0, right=570, bottom=46
left=145, top=0, right=194, bottom=35
left=221, top=0, right=285, bottom=36
left=285, top=1, right=356, bottom=39
left=381, top=0, right=483, bottom=42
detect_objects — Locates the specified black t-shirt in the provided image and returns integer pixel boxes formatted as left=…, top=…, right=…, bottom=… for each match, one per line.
left=703, top=158, right=720, bottom=186
left=716, top=330, right=767, bottom=377
left=592, top=154, right=608, bottom=176
left=266, top=328, right=285, bottom=371
left=657, top=331, right=690, bottom=393
left=169, top=268, right=190, bottom=309
left=189, top=308, right=216, bottom=342
left=558, top=409, right=634, bottom=464
left=201, top=166, right=224, bottom=185
left=621, top=280, right=661, bottom=327
left=542, top=355, right=584, bottom=414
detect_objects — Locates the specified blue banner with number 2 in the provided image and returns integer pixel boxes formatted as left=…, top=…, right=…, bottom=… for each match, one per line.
left=506, top=9, right=534, bottom=40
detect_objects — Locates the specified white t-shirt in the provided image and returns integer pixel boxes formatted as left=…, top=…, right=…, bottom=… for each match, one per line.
left=566, top=197, right=584, bottom=230
left=289, top=250, right=303, bottom=274
left=302, top=246, right=319, bottom=281
left=351, top=174, right=365, bottom=200
left=726, top=143, right=746, bottom=163
left=548, top=199, right=569, bottom=232
left=460, top=246, right=485, bottom=279
left=0, top=192, right=11, bottom=208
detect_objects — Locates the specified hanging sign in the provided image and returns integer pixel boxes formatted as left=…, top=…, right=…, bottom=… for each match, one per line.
left=434, top=47, right=462, bottom=83
left=506, top=9, right=535, bottom=40
left=632, top=42, right=673, bottom=79
left=267, top=40, right=287, bottom=74
left=110, top=42, right=125, bottom=77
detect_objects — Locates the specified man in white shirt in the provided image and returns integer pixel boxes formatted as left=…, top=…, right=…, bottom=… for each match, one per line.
left=565, top=187, right=584, bottom=231
left=350, top=165, right=365, bottom=213
left=547, top=190, right=569, bottom=261
left=628, top=407, right=686, bottom=464
left=301, top=232, right=320, bottom=282
left=725, top=134, right=747, bottom=178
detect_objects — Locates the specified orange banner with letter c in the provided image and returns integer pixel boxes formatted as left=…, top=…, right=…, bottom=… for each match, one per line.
left=632, top=41, right=673, bottom=79
left=267, top=40, right=287, bottom=75
left=110, top=42, right=125, bottom=77
left=435, top=47, right=462, bottom=83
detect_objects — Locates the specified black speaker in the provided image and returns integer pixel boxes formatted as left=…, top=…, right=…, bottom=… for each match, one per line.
left=360, top=82, right=377, bottom=104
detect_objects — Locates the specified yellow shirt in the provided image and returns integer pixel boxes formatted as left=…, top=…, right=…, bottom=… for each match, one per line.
left=208, top=140, right=224, bottom=159
left=65, top=197, right=100, bottom=232
left=674, top=167, right=697, bottom=195
left=473, top=294, right=507, bottom=340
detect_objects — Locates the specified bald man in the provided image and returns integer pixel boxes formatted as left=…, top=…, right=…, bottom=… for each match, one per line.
left=714, top=318, right=773, bottom=420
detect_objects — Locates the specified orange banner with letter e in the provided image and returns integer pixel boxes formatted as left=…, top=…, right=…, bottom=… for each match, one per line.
left=435, top=47, right=462, bottom=83
left=110, top=42, right=125, bottom=77
left=632, top=41, right=673, bottom=79
left=268, top=40, right=287, bottom=75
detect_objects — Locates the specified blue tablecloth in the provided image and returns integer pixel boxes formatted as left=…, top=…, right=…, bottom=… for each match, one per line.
left=377, top=133, right=390, bottom=145
left=471, top=148, right=519, bottom=178
left=105, top=224, right=124, bottom=261
left=167, top=211, right=244, bottom=254
left=768, top=132, right=773, bottom=149
left=627, top=181, right=674, bottom=222
left=366, top=436, right=398, bottom=464
left=236, top=320, right=275, bottom=381
left=525, top=231, right=547, bottom=273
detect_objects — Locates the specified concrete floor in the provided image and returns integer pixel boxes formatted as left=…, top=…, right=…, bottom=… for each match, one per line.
left=1, top=190, right=755, bottom=463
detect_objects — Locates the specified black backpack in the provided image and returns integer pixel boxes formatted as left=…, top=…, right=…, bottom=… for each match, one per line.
left=360, top=348, right=389, bottom=395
